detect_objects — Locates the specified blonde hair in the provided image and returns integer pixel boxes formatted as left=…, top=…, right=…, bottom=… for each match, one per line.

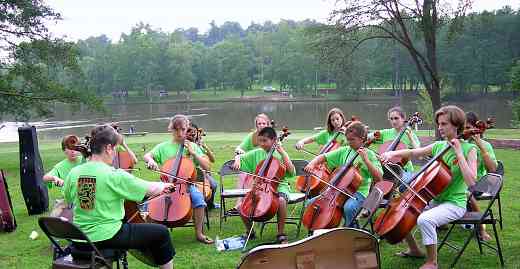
left=255, top=113, right=271, bottom=127
left=435, top=105, right=466, bottom=134
left=168, top=114, right=189, bottom=132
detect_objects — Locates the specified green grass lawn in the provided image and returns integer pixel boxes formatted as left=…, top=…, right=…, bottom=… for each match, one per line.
left=0, top=131, right=518, bottom=268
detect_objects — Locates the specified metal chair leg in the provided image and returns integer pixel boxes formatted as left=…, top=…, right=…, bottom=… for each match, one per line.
left=449, top=229, right=476, bottom=268
left=497, top=194, right=503, bottom=229
left=492, top=222, right=505, bottom=267
left=475, top=226, right=484, bottom=254
left=438, top=224, right=456, bottom=251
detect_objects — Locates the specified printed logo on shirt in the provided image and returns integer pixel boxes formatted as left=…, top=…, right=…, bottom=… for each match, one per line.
left=77, top=176, right=96, bottom=210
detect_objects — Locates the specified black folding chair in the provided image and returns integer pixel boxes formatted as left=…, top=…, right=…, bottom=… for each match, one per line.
left=475, top=160, right=504, bottom=229
left=218, top=159, right=249, bottom=232
left=437, top=173, right=504, bottom=268
left=259, top=160, right=309, bottom=238
left=38, top=216, right=128, bottom=269
left=352, top=187, right=385, bottom=233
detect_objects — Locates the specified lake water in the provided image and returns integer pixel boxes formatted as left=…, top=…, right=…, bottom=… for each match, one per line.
left=0, top=96, right=512, bottom=142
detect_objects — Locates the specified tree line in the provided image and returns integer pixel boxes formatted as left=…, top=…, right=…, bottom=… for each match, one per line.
left=76, top=7, right=520, bottom=99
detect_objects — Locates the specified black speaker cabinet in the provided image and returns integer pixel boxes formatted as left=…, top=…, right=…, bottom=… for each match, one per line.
left=18, top=125, right=49, bottom=215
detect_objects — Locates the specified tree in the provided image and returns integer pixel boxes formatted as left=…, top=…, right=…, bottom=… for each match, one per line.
left=0, top=0, right=100, bottom=120
left=329, top=0, right=473, bottom=113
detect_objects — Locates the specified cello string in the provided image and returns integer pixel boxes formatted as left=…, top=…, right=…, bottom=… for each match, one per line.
left=298, top=148, right=318, bottom=156
left=381, top=162, right=428, bottom=205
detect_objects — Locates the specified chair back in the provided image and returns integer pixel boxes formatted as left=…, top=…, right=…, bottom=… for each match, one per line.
left=291, top=159, right=309, bottom=176
left=495, top=160, right=504, bottom=176
left=219, top=160, right=241, bottom=176
left=362, top=187, right=384, bottom=220
left=38, top=217, right=104, bottom=261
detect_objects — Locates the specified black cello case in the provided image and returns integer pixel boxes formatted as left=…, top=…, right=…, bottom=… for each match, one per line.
left=0, top=170, right=16, bottom=232
left=18, top=125, right=49, bottom=215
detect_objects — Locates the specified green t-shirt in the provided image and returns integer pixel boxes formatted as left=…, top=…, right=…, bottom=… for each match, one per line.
left=116, top=144, right=126, bottom=152
left=373, top=128, right=420, bottom=172
left=238, top=131, right=257, bottom=153
left=150, top=140, right=204, bottom=166
left=324, top=146, right=383, bottom=198
left=469, top=139, right=497, bottom=180
left=63, top=162, right=149, bottom=242
left=47, top=156, right=85, bottom=188
left=431, top=140, right=477, bottom=208
left=239, top=148, right=296, bottom=195
left=311, top=130, right=347, bottom=147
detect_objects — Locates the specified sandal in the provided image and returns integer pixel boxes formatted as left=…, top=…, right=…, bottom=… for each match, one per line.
left=395, top=250, right=425, bottom=259
left=196, top=235, right=214, bottom=244
left=276, top=234, right=289, bottom=244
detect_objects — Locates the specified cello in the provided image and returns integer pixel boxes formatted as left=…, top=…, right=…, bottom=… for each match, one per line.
left=295, top=116, right=359, bottom=197
left=111, top=123, right=136, bottom=170
left=375, top=112, right=422, bottom=197
left=374, top=124, right=489, bottom=244
left=147, top=141, right=195, bottom=227
left=239, top=127, right=291, bottom=222
left=302, top=127, right=379, bottom=230
left=191, top=127, right=212, bottom=202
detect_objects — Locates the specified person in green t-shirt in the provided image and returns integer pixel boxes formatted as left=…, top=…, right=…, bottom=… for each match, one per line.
left=295, top=107, right=347, bottom=152
left=372, top=106, right=421, bottom=192
left=380, top=105, right=478, bottom=269
left=143, top=114, right=214, bottom=245
left=62, top=125, right=175, bottom=269
left=43, top=135, right=85, bottom=187
left=232, top=113, right=271, bottom=211
left=304, top=121, right=383, bottom=228
left=232, top=127, right=296, bottom=244
left=235, top=113, right=271, bottom=155
left=186, top=122, right=219, bottom=209
left=465, top=111, right=498, bottom=241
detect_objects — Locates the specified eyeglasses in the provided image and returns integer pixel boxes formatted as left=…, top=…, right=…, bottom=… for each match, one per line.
left=389, top=117, right=401, bottom=120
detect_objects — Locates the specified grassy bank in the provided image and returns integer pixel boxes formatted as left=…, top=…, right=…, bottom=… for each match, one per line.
left=0, top=131, right=518, bottom=268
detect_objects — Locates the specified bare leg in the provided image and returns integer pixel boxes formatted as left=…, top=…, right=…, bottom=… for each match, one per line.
left=193, top=207, right=213, bottom=243
left=277, top=197, right=287, bottom=236
left=419, top=244, right=438, bottom=269
left=159, top=260, right=173, bottom=269
left=397, top=233, right=425, bottom=257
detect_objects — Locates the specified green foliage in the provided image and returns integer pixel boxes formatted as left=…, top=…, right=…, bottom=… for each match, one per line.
left=415, top=89, right=434, bottom=126
left=0, top=0, right=101, bottom=120
left=512, top=60, right=520, bottom=90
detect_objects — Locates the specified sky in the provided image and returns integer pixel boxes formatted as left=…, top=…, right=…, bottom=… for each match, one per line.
left=45, top=0, right=519, bottom=42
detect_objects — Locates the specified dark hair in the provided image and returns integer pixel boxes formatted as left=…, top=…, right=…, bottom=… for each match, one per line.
left=466, top=111, right=479, bottom=127
left=387, top=106, right=405, bottom=119
left=190, top=122, right=199, bottom=129
left=258, top=127, right=277, bottom=140
left=435, top=105, right=466, bottom=134
left=326, top=108, right=346, bottom=133
left=346, top=121, right=367, bottom=141
left=89, top=125, right=121, bottom=155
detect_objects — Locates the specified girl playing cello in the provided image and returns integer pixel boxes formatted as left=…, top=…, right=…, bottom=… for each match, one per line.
left=187, top=122, right=219, bottom=209
left=232, top=127, right=296, bottom=244
left=62, top=125, right=175, bottom=269
left=465, top=111, right=497, bottom=241
left=294, top=107, right=347, bottom=151
left=232, top=113, right=271, bottom=212
left=44, top=135, right=86, bottom=187
left=303, top=121, right=383, bottom=228
left=373, top=106, right=421, bottom=190
left=143, top=115, right=214, bottom=244
left=380, top=105, right=478, bottom=269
